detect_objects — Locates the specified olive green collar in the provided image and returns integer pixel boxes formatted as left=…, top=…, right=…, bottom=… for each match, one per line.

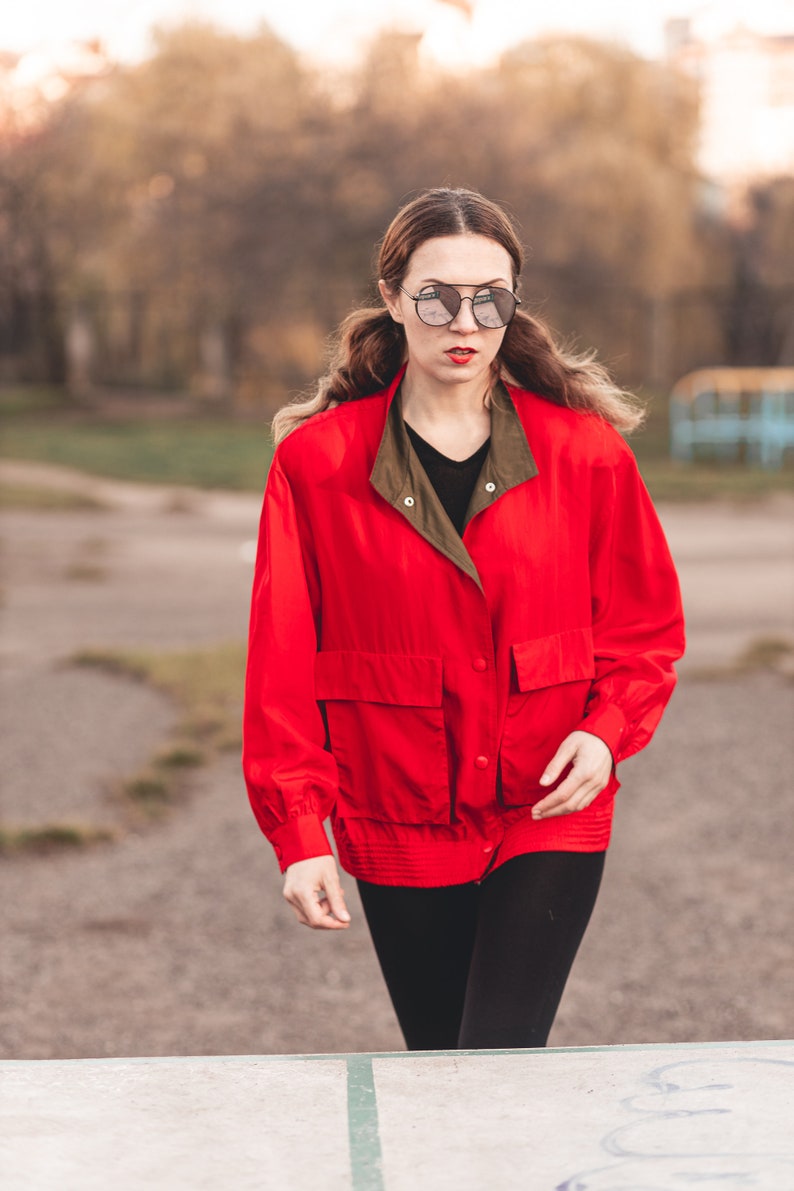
left=369, top=378, right=538, bottom=590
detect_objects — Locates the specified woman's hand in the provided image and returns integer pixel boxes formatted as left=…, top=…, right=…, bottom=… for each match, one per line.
left=531, top=731, right=613, bottom=820
left=283, top=856, right=351, bottom=930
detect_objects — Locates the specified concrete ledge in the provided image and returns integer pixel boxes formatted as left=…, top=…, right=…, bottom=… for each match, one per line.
left=2, top=1041, right=793, bottom=1189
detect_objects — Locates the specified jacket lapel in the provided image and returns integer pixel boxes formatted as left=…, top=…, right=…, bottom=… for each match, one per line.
left=463, top=381, right=539, bottom=525
left=369, top=375, right=538, bottom=591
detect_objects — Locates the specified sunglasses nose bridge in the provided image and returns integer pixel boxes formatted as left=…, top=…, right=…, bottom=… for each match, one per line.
left=447, top=293, right=479, bottom=330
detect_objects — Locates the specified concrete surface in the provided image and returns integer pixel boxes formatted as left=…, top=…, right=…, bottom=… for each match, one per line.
left=2, top=462, right=793, bottom=676
left=1, top=1041, right=792, bottom=1190
left=1, top=467, right=793, bottom=1062
left=656, top=495, right=794, bottom=672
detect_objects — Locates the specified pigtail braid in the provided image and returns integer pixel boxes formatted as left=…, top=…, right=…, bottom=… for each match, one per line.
left=272, top=309, right=405, bottom=444
left=498, top=311, right=645, bottom=433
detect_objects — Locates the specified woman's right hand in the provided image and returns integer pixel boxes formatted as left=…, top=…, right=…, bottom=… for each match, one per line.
left=283, top=856, right=351, bottom=930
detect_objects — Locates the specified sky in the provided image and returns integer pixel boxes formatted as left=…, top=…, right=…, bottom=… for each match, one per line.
left=2, top=0, right=793, bottom=71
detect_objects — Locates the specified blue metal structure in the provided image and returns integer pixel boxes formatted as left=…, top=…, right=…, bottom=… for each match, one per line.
left=670, top=367, right=794, bottom=468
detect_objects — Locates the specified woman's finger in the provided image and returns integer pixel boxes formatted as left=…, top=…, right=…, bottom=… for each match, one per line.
left=539, top=737, right=578, bottom=787
left=325, top=881, right=351, bottom=926
left=533, top=781, right=601, bottom=819
left=533, top=731, right=613, bottom=818
left=283, top=856, right=351, bottom=929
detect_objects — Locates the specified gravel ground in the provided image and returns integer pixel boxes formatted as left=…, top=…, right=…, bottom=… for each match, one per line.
left=1, top=462, right=792, bottom=1058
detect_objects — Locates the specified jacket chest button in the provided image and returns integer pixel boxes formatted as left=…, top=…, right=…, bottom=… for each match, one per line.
left=484, top=482, right=496, bottom=493
left=474, top=755, right=489, bottom=769
left=472, top=657, right=487, bottom=671
left=403, top=496, right=415, bottom=507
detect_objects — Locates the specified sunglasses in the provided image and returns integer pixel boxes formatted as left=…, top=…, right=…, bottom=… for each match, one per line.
left=398, top=283, right=520, bottom=329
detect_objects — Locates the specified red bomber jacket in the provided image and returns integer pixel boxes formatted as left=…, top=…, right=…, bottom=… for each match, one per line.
left=243, top=368, right=685, bottom=886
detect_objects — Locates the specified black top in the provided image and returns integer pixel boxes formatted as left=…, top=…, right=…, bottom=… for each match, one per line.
left=405, top=423, right=491, bottom=537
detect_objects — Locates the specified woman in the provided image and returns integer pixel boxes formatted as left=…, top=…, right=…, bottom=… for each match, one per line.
left=243, top=187, right=684, bottom=1051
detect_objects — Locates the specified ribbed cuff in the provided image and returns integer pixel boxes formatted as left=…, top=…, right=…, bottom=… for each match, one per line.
left=269, top=814, right=333, bottom=872
left=575, top=702, right=627, bottom=763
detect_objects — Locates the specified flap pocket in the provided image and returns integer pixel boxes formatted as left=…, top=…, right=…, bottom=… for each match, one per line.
left=315, top=650, right=443, bottom=707
left=512, top=627, right=595, bottom=692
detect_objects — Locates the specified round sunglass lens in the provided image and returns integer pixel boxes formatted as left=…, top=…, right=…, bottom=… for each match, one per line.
left=437, top=285, right=463, bottom=320
left=474, top=288, right=515, bottom=328
left=415, top=286, right=460, bottom=325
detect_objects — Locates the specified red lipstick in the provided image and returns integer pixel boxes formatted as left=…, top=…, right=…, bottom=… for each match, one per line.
left=445, top=347, right=478, bottom=365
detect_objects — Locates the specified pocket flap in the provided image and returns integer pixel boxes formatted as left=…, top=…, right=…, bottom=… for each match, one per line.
left=512, top=628, right=595, bottom=692
left=315, top=650, right=443, bottom=707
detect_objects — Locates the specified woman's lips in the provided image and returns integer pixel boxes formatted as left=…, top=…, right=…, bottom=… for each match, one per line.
left=445, top=347, right=478, bottom=364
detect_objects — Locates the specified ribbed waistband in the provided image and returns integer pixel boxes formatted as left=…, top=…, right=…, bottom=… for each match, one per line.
left=333, top=798, right=614, bottom=887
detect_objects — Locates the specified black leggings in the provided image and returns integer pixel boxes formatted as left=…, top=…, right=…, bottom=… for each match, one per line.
left=357, top=850, right=605, bottom=1051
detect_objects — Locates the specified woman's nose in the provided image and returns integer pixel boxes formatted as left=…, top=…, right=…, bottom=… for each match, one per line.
left=448, top=297, right=479, bottom=333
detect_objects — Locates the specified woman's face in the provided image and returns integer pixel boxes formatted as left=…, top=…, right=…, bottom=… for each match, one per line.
left=379, top=234, right=515, bottom=396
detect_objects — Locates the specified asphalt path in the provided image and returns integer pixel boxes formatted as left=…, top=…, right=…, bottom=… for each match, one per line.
left=1, top=462, right=792, bottom=1058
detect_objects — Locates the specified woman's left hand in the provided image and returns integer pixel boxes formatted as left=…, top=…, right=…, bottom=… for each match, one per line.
left=531, top=731, right=613, bottom=820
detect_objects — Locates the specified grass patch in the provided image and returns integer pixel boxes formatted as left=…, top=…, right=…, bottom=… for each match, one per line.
left=72, top=642, right=246, bottom=748
left=3, top=383, right=791, bottom=502
left=692, top=635, right=794, bottom=681
left=71, top=642, right=246, bottom=817
left=155, top=745, right=205, bottom=768
left=63, top=562, right=108, bottom=581
left=0, top=386, right=72, bottom=417
left=123, top=772, right=172, bottom=808
left=734, top=635, right=794, bottom=673
left=0, top=641, right=241, bottom=849
left=0, top=481, right=109, bottom=512
left=630, top=394, right=794, bottom=502
left=0, top=824, right=116, bottom=855
left=636, top=460, right=794, bottom=503
left=1, top=413, right=273, bottom=491
left=62, top=536, right=111, bottom=581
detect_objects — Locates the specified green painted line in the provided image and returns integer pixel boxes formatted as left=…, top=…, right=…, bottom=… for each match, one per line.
left=346, top=1055, right=385, bottom=1191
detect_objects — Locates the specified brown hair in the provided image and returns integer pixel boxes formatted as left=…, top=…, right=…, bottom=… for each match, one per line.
left=273, top=187, right=643, bottom=442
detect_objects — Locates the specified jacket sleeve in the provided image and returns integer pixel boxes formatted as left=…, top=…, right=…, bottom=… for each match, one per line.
left=242, top=450, right=338, bottom=872
left=575, top=442, right=686, bottom=764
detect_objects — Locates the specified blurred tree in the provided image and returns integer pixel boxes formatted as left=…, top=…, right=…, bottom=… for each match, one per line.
left=53, top=23, right=319, bottom=393
left=1, top=21, right=786, bottom=399
left=492, top=37, right=701, bottom=294
left=319, top=34, right=705, bottom=383
left=727, top=177, right=794, bottom=364
left=0, top=65, right=72, bottom=380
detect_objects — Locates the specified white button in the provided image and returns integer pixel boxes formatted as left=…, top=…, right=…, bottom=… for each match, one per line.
left=404, top=496, right=415, bottom=507
left=484, top=482, right=496, bottom=493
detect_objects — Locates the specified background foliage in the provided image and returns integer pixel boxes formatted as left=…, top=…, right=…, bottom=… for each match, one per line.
left=2, top=21, right=793, bottom=410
